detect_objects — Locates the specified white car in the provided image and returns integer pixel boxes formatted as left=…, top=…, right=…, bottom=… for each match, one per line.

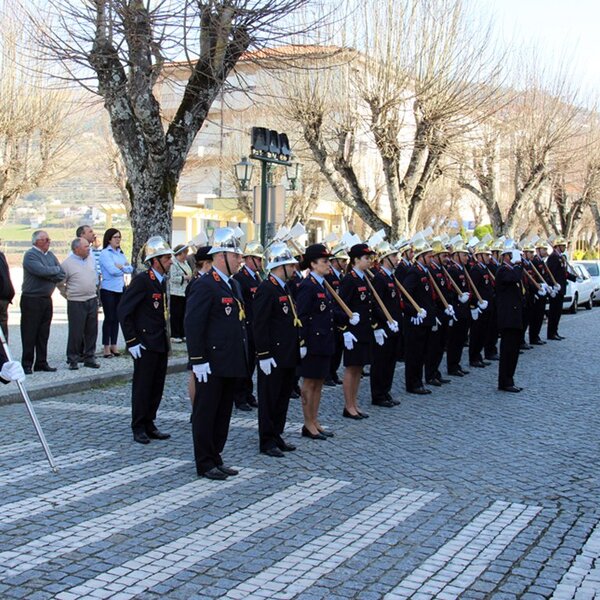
left=562, top=263, right=595, bottom=313
left=575, top=260, right=600, bottom=305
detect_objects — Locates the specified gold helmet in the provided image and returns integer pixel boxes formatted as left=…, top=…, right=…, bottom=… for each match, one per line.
left=243, top=240, right=265, bottom=258
left=430, top=237, right=448, bottom=255
left=377, top=241, right=398, bottom=260
left=473, top=240, right=492, bottom=255
left=209, top=227, right=243, bottom=255
left=490, top=236, right=505, bottom=252
left=535, top=238, right=549, bottom=250
left=551, top=235, right=567, bottom=246
left=331, top=243, right=350, bottom=261
left=412, top=237, right=433, bottom=258
left=452, top=239, right=469, bottom=253
left=265, top=242, right=297, bottom=270
left=520, top=238, right=535, bottom=252
left=143, top=236, right=173, bottom=263
left=395, top=238, right=411, bottom=254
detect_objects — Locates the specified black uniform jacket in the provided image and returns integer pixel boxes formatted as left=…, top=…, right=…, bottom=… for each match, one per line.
left=324, top=267, right=343, bottom=293
left=288, top=270, right=304, bottom=299
left=402, top=262, right=436, bottom=326
left=429, top=262, right=452, bottom=321
left=253, top=275, right=303, bottom=369
left=446, top=261, right=472, bottom=319
left=118, top=269, right=168, bottom=353
left=339, top=269, right=378, bottom=342
left=184, top=267, right=249, bottom=377
left=394, top=258, right=412, bottom=285
left=372, top=267, right=403, bottom=328
left=496, top=262, right=524, bottom=330
left=469, top=262, right=495, bottom=303
left=233, top=265, right=261, bottom=329
left=546, top=251, right=577, bottom=289
left=296, top=274, right=345, bottom=356
left=532, top=255, right=551, bottom=284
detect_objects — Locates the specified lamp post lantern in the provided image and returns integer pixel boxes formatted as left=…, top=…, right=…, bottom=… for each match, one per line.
left=234, top=157, right=254, bottom=191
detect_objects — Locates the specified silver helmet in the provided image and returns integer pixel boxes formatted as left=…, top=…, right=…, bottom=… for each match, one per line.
left=143, top=236, right=173, bottom=262
left=265, top=242, right=298, bottom=270
left=209, top=227, right=242, bottom=255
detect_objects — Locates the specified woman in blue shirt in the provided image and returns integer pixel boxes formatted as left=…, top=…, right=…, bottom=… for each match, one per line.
left=99, top=228, right=133, bottom=357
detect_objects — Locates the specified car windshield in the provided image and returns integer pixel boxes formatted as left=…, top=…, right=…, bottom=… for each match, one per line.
left=582, top=263, right=599, bottom=276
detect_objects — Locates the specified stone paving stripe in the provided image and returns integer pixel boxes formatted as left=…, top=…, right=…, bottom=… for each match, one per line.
left=56, top=476, right=349, bottom=600
left=384, top=500, right=542, bottom=599
left=224, top=486, right=440, bottom=600
left=40, top=400, right=302, bottom=430
left=0, top=449, right=115, bottom=488
left=551, top=521, right=600, bottom=599
left=0, top=468, right=263, bottom=582
left=0, top=457, right=188, bottom=525
left=0, top=441, right=40, bottom=458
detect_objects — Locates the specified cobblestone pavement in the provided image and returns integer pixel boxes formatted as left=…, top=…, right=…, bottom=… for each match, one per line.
left=0, top=309, right=598, bottom=599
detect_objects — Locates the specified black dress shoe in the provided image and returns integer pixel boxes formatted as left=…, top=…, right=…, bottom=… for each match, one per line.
left=357, top=410, right=369, bottom=419
left=372, top=398, right=395, bottom=406
left=217, top=465, right=239, bottom=476
left=499, top=385, right=521, bottom=393
left=437, top=377, right=451, bottom=384
left=323, top=379, right=336, bottom=387
left=201, top=467, right=228, bottom=480
left=520, top=343, right=533, bottom=350
left=317, top=429, right=334, bottom=438
left=459, top=368, right=470, bottom=375
left=385, top=393, right=402, bottom=405
left=133, top=432, right=151, bottom=444
left=68, top=362, right=79, bottom=370
left=83, top=361, right=101, bottom=369
left=301, top=426, right=327, bottom=440
left=262, top=447, right=285, bottom=458
left=408, top=387, right=432, bottom=395
left=425, top=379, right=442, bottom=387
left=279, top=441, right=297, bottom=451
left=485, top=354, right=500, bottom=361
left=23, top=367, right=32, bottom=375
left=34, top=365, right=57, bottom=372
left=469, top=361, right=486, bottom=368
left=236, top=403, right=252, bottom=411
left=331, top=375, right=342, bottom=385
left=547, top=335, right=561, bottom=341
left=147, top=429, right=171, bottom=440
left=248, top=396, right=258, bottom=408
left=448, top=369, right=464, bottom=377
left=342, top=408, right=362, bottom=420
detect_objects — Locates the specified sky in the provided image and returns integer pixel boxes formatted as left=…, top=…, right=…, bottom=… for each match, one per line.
left=477, top=0, right=600, bottom=99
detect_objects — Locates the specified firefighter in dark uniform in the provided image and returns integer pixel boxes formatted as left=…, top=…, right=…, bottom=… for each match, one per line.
left=118, top=236, right=173, bottom=445
left=253, top=243, right=305, bottom=457
left=233, top=241, right=264, bottom=411
left=296, top=244, right=356, bottom=439
left=339, top=243, right=384, bottom=418
left=324, top=244, right=349, bottom=386
left=546, top=236, right=577, bottom=340
left=529, top=239, right=552, bottom=345
left=521, top=240, right=548, bottom=346
left=370, top=242, right=402, bottom=407
left=402, top=238, right=436, bottom=394
left=185, top=228, right=249, bottom=480
left=445, top=238, right=473, bottom=377
left=393, top=240, right=412, bottom=361
left=468, top=241, right=494, bottom=368
left=496, top=242, right=525, bottom=392
left=424, top=239, right=454, bottom=386
left=484, top=238, right=503, bottom=361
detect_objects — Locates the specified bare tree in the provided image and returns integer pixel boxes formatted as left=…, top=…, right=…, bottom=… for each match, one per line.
left=28, top=0, right=319, bottom=263
left=0, top=6, right=71, bottom=223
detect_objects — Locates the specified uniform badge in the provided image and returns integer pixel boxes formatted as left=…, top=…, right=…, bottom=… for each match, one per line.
left=360, top=292, right=366, bottom=301
left=320, top=302, right=326, bottom=312
left=153, top=301, right=159, bottom=309
left=391, top=290, right=396, bottom=298
left=225, top=305, right=232, bottom=316
left=283, top=305, right=289, bottom=314
left=222, top=297, right=234, bottom=316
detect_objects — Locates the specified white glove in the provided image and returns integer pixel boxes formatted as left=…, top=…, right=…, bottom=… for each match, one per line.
left=549, top=289, right=557, bottom=298
left=478, top=299, right=488, bottom=310
left=444, top=305, right=456, bottom=320
left=410, top=315, right=424, bottom=325
left=343, top=331, right=358, bottom=350
left=192, top=362, right=212, bottom=383
left=349, top=312, right=360, bottom=326
left=511, top=250, right=522, bottom=264
left=374, top=328, right=387, bottom=346
left=537, top=287, right=546, bottom=297
left=470, top=307, right=480, bottom=321
left=387, top=320, right=399, bottom=333
left=259, top=357, right=277, bottom=376
left=128, top=343, right=146, bottom=359
left=0, top=360, right=25, bottom=383
left=459, top=293, right=469, bottom=304
left=299, top=347, right=307, bottom=359
left=418, top=308, right=427, bottom=320
left=432, top=317, right=441, bottom=332
left=553, top=283, right=561, bottom=293
left=576, top=277, right=583, bottom=283
left=448, top=319, right=454, bottom=327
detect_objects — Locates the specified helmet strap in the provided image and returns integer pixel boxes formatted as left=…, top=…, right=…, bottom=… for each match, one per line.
left=224, top=252, right=233, bottom=276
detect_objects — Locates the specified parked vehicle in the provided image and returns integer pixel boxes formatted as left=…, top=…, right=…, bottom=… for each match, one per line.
left=574, top=260, right=600, bottom=305
left=562, top=263, right=595, bottom=313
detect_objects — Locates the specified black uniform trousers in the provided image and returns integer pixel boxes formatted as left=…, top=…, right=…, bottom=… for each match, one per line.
left=257, top=366, right=295, bottom=452
left=469, top=310, right=490, bottom=364
left=425, top=320, right=448, bottom=381
left=192, top=376, right=243, bottom=474
left=131, top=348, right=168, bottom=434
left=66, top=298, right=98, bottom=364
left=20, top=295, right=52, bottom=369
left=529, top=298, right=546, bottom=342
left=446, top=317, right=469, bottom=372
left=238, top=337, right=256, bottom=406
left=484, top=301, right=499, bottom=358
left=521, top=301, right=531, bottom=345
left=329, top=329, right=343, bottom=380
left=404, top=321, right=430, bottom=391
left=371, top=333, right=399, bottom=402
left=498, top=328, right=521, bottom=388
left=547, top=293, right=564, bottom=337
left=169, top=295, right=186, bottom=339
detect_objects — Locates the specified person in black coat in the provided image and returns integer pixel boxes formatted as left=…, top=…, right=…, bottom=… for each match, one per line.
left=296, top=244, right=354, bottom=439
left=233, top=241, right=264, bottom=411
left=530, top=241, right=552, bottom=345
left=0, top=250, right=15, bottom=340
left=339, top=243, right=384, bottom=418
left=370, top=242, right=402, bottom=407
left=185, top=228, right=249, bottom=480
left=393, top=241, right=412, bottom=361
left=402, top=239, right=437, bottom=394
left=484, top=248, right=501, bottom=361
left=118, top=236, right=173, bottom=445
left=546, top=238, right=577, bottom=340
left=496, top=246, right=525, bottom=392
left=253, top=243, right=304, bottom=457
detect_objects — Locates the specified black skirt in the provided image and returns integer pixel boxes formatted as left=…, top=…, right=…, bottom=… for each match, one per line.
left=343, top=341, right=372, bottom=367
left=298, top=353, right=330, bottom=380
